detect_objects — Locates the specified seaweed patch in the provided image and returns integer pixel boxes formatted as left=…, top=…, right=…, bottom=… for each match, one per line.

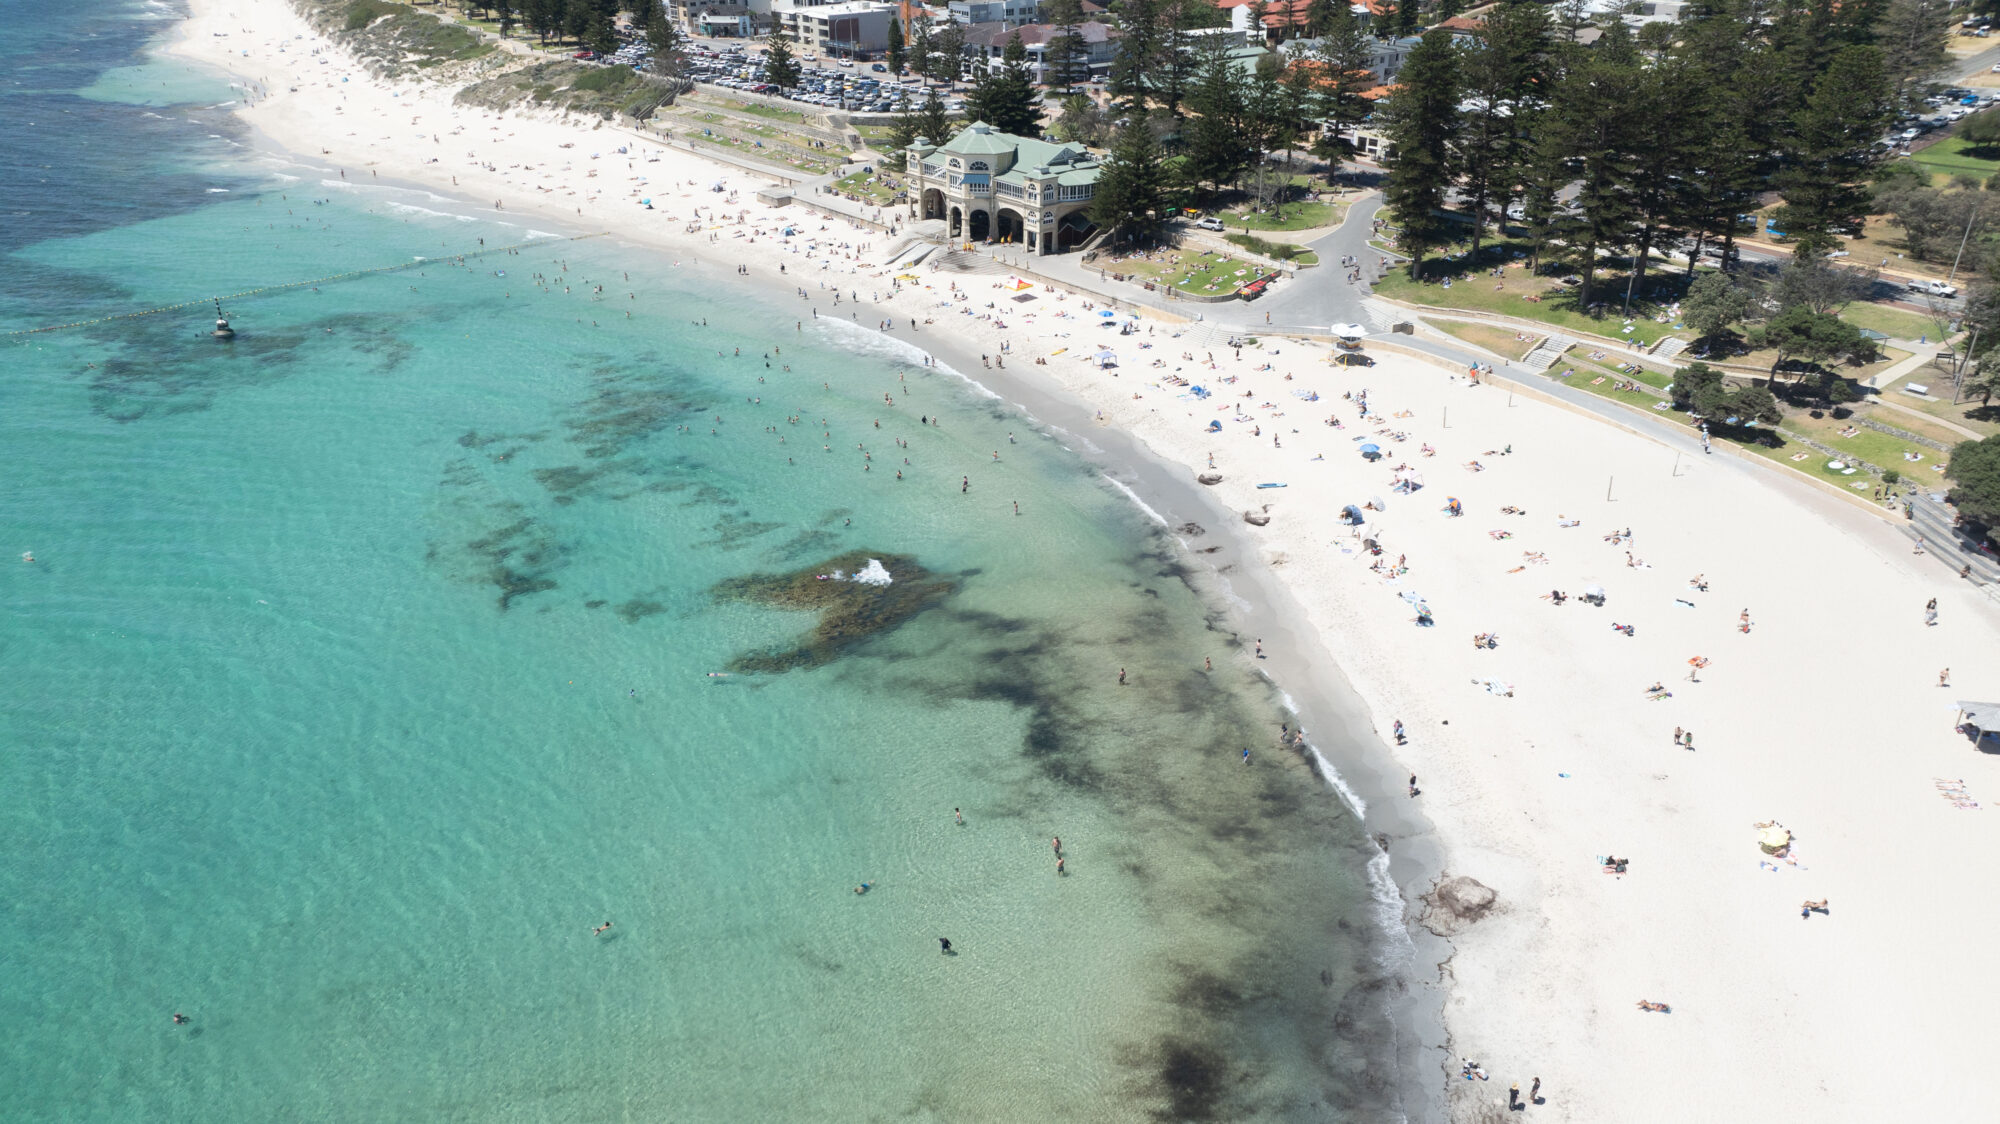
left=711, top=550, right=951, bottom=673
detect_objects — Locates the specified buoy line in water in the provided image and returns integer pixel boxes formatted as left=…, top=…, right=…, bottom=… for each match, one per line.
left=3, top=232, right=608, bottom=338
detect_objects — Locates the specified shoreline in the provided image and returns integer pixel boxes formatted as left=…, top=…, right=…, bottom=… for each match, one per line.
left=154, top=4, right=2000, bottom=1121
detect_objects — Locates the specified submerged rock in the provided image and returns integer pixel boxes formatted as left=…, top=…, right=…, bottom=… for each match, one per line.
left=711, top=550, right=952, bottom=673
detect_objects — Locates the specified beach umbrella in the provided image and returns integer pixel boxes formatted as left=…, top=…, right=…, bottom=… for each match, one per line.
left=1359, top=443, right=1381, bottom=454
left=1097, top=309, right=1117, bottom=318
left=1757, top=826, right=1791, bottom=853
left=1369, top=495, right=1388, bottom=512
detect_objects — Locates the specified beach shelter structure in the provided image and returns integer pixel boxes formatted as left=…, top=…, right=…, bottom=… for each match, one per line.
left=1955, top=701, right=2000, bottom=747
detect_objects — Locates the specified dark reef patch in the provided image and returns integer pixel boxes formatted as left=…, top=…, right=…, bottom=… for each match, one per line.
left=711, top=550, right=952, bottom=673
left=1150, top=1037, right=1232, bottom=1121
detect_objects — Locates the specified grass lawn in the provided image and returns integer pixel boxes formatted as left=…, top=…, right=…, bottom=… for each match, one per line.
left=1748, top=203, right=1966, bottom=279
left=1840, top=301, right=1954, bottom=342
left=1787, top=409, right=1942, bottom=472
left=1911, top=135, right=2000, bottom=183
left=1220, top=201, right=1343, bottom=233
left=1375, top=269, right=1682, bottom=348
left=1108, top=247, right=1268, bottom=295
left=1537, top=352, right=1898, bottom=497
left=1433, top=320, right=1543, bottom=361
left=1714, top=344, right=1910, bottom=383
left=727, top=100, right=814, bottom=125
left=1894, top=390, right=2000, bottom=438
left=832, top=169, right=900, bottom=204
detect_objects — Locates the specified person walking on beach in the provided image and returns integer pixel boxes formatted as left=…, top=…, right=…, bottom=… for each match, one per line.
left=1738, top=608, right=1751, bottom=634
left=1925, top=598, right=1939, bottom=626
left=955, top=807, right=964, bottom=825
left=1118, top=668, right=1127, bottom=685
left=1682, top=730, right=1693, bottom=751
left=1204, top=656, right=1213, bottom=672
left=1509, top=1082, right=1520, bottom=1108
left=1674, top=725, right=1683, bottom=746
left=1940, top=667, right=1951, bottom=688
left=1408, top=774, right=1419, bottom=798
left=1530, top=1077, right=1541, bottom=1104
left=1242, top=747, right=1251, bottom=765
left=1393, top=719, right=1406, bottom=745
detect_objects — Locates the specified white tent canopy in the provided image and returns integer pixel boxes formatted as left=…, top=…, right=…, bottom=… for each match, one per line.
left=1956, top=701, right=2000, bottom=731
left=1330, top=323, right=1367, bottom=338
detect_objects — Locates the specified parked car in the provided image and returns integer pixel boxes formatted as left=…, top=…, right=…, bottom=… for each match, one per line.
left=1910, top=279, right=1960, bottom=298
left=871, top=63, right=887, bottom=72
left=1193, top=216, right=1225, bottom=231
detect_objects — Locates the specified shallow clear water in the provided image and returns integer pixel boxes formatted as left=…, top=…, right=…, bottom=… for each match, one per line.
left=0, top=4, right=1399, bottom=1120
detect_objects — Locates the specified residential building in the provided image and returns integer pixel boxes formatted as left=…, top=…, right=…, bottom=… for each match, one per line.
left=905, top=121, right=1101, bottom=253
left=947, top=0, right=1042, bottom=25
left=960, top=20, right=1121, bottom=83
left=772, top=0, right=900, bottom=55
left=676, top=2, right=758, bottom=37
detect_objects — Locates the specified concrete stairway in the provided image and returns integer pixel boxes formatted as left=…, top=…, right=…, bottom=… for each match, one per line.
left=1651, top=335, right=1690, bottom=362
left=1906, top=496, right=2000, bottom=588
left=1520, top=333, right=1577, bottom=371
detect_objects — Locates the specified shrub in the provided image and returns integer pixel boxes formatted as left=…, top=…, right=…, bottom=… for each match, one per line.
left=571, top=64, right=636, bottom=94
left=1224, top=232, right=1306, bottom=261
left=345, top=0, right=399, bottom=31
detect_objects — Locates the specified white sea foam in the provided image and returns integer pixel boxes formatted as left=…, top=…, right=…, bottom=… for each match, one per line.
left=1101, top=473, right=1168, bottom=528
left=205, top=188, right=230, bottom=193
left=1365, top=848, right=1416, bottom=971
left=852, top=559, right=892, bottom=586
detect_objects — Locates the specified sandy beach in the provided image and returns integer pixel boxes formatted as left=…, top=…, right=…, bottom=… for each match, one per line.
left=163, top=4, right=2000, bottom=1119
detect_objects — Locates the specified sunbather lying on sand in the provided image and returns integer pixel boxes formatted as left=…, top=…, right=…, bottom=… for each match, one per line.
left=1636, top=1000, right=1672, bottom=1013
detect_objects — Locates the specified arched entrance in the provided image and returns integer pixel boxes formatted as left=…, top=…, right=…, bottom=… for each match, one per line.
left=968, top=209, right=990, bottom=242
left=996, top=207, right=1024, bottom=244
left=922, top=188, right=945, bottom=220
left=949, top=206, right=963, bottom=238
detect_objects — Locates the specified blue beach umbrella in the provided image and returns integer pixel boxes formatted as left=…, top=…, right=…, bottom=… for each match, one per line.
left=1359, top=443, right=1381, bottom=454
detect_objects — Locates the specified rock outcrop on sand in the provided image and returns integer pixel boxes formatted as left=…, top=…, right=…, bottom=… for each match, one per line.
left=1421, top=875, right=1498, bottom=936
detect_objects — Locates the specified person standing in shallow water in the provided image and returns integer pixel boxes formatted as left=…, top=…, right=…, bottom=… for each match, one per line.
left=938, top=937, right=952, bottom=953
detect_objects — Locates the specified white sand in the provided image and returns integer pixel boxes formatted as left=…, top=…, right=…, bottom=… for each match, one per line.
left=168, top=4, right=2000, bottom=1119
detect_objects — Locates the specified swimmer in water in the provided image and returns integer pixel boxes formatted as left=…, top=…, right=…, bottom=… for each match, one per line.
left=854, top=883, right=871, bottom=895
left=173, top=1013, right=188, bottom=1025
left=706, top=672, right=731, bottom=678
left=593, top=921, right=613, bottom=936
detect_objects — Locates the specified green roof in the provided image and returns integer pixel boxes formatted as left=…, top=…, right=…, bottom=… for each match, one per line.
left=936, top=122, right=1015, bottom=157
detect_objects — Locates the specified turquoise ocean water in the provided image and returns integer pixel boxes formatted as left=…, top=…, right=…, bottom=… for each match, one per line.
left=0, top=4, right=1402, bottom=1119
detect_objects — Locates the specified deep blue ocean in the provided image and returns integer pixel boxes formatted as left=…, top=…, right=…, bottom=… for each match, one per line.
left=0, top=3, right=1399, bottom=1119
